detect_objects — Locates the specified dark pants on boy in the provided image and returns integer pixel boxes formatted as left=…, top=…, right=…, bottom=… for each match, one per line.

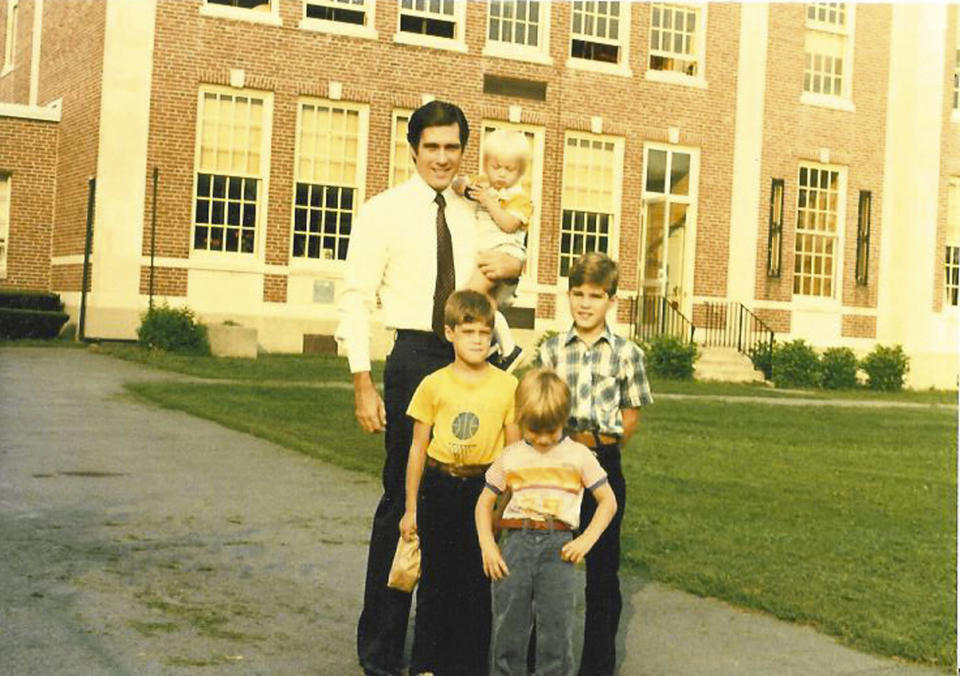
left=411, top=464, right=491, bottom=676
left=578, top=441, right=626, bottom=676
left=357, top=331, right=454, bottom=676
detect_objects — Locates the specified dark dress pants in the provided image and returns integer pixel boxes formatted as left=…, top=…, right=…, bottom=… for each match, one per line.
left=357, top=331, right=453, bottom=676
left=578, top=443, right=626, bottom=676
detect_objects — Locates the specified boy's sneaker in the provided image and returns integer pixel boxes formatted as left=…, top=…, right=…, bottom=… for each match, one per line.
left=496, top=345, right=526, bottom=373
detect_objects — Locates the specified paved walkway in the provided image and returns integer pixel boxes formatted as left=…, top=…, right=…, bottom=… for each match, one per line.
left=0, top=348, right=949, bottom=675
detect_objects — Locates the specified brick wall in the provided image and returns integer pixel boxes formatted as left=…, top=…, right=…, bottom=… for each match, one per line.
left=756, top=4, right=890, bottom=313
left=144, top=1, right=741, bottom=320
left=0, top=115, right=57, bottom=290
left=0, top=0, right=36, bottom=104
left=138, top=265, right=187, bottom=297
left=841, top=313, right=876, bottom=339
left=263, top=272, right=287, bottom=303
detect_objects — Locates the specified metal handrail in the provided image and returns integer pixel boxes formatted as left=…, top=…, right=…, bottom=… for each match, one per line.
left=700, top=300, right=775, bottom=378
left=632, top=294, right=696, bottom=344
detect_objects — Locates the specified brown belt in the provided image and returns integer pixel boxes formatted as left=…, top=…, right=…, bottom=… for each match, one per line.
left=499, top=518, right=571, bottom=532
left=569, top=431, right=619, bottom=449
left=426, top=456, right=489, bottom=478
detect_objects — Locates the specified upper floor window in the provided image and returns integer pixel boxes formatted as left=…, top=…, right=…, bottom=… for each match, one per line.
left=647, top=3, right=706, bottom=84
left=389, top=110, right=416, bottom=187
left=559, top=132, right=622, bottom=276
left=0, top=173, right=9, bottom=278
left=484, top=0, right=551, bottom=64
left=767, top=178, right=784, bottom=278
left=2, top=0, right=18, bottom=73
left=793, top=163, right=845, bottom=298
left=946, top=178, right=960, bottom=307
left=292, top=100, right=368, bottom=262
left=202, top=0, right=281, bottom=25
left=395, top=0, right=467, bottom=51
left=568, top=1, right=631, bottom=75
left=802, top=2, right=854, bottom=108
left=193, top=88, right=271, bottom=255
left=301, top=0, right=377, bottom=38
left=854, top=190, right=871, bottom=285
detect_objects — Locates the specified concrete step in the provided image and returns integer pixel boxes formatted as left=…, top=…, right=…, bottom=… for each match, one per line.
left=695, top=346, right=767, bottom=383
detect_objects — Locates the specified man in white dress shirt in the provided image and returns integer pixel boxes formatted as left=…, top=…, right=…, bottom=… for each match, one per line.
left=337, top=101, right=524, bottom=676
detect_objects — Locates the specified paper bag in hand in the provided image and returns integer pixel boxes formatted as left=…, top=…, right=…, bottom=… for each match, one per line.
left=387, top=535, right=421, bottom=593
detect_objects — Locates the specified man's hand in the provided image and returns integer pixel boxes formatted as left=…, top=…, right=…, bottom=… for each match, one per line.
left=476, top=249, right=523, bottom=281
left=353, top=371, right=386, bottom=433
left=399, top=510, right=417, bottom=542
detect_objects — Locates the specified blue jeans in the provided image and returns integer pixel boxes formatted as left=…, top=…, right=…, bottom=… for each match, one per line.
left=492, top=528, right=576, bottom=676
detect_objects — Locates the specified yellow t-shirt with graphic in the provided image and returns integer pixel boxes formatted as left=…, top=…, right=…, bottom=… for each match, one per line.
left=407, top=364, right=517, bottom=466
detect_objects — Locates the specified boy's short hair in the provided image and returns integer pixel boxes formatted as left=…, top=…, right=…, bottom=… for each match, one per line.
left=568, top=252, right=618, bottom=296
left=444, top=289, right=495, bottom=329
left=482, top=129, right=531, bottom=170
left=515, top=369, right=571, bottom=433
left=407, top=100, right=470, bottom=151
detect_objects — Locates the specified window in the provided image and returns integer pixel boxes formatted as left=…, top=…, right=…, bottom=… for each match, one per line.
left=301, top=0, right=376, bottom=37
left=767, top=179, right=784, bottom=278
left=854, top=190, right=870, bottom=285
left=0, top=174, right=9, bottom=277
left=389, top=111, right=416, bottom=187
left=207, top=0, right=269, bottom=7
left=793, top=163, right=844, bottom=297
left=292, top=100, right=367, bottom=262
left=395, top=0, right=466, bottom=50
left=648, top=3, right=704, bottom=81
left=201, top=0, right=281, bottom=25
left=953, top=41, right=959, bottom=114
left=559, top=132, right=621, bottom=276
left=947, top=178, right=960, bottom=307
left=3, top=0, right=17, bottom=72
left=803, top=2, right=853, bottom=104
left=484, top=1, right=550, bottom=63
left=568, top=1, right=631, bottom=74
left=193, top=89, right=270, bottom=255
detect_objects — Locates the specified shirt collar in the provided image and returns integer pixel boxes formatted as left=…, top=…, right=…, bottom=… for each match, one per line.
left=409, top=170, right=456, bottom=204
left=563, top=323, right=614, bottom=347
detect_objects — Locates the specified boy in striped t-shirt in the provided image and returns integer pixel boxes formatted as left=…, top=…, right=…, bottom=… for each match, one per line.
left=475, top=369, right=617, bottom=675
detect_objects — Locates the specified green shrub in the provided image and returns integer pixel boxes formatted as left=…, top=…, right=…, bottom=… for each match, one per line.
left=0, top=307, right=70, bottom=339
left=534, top=329, right=560, bottom=348
left=820, top=347, right=859, bottom=389
left=137, top=304, right=209, bottom=355
left=771, top=339, right=821, bottom=389
left=747, top=341, right=774, bottom=380
left=860, top=344, right=910, bottom=391
left=0, top=288, right=64, bottom=312
left=640, top=335, right=699, bottom=380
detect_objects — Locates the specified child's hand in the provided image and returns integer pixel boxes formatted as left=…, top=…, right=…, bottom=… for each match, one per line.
left=481, top=542, right=510, bottom=580
left=560, top=534, right=595, bottom=564
left=399, top=510, right=417, bottom=542
left=474, top=187, right=498, bottom=211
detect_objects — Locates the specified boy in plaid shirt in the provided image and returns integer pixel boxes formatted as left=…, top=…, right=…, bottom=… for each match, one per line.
left=535, top=252, right=653, bottom=675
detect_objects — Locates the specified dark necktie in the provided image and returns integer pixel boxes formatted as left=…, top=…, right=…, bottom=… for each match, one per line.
left=432, top=192, right=456, bottom=339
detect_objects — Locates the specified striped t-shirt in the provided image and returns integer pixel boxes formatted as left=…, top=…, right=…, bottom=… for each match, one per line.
left=484, top=437, right=608, bottom=530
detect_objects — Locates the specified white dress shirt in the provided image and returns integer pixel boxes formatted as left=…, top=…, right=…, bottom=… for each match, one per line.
left=336, top=172, right=478, bottom=373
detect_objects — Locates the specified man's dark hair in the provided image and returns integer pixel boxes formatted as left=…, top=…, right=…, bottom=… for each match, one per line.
left=407, top=100, right=469, bottom=152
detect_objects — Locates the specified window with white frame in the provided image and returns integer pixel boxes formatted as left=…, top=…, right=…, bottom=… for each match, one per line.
left=193, top=89, right=269, bottom=255
left=641, top=145, right=694, bottom=302
left=202, top=0, right=280, bottom=25
left=793, top=163, right=844, bottom=297
left=803, top=2, right=852, bottom=101
left=648, top=3, right=703, bottom=77
left=569, top=1, right=628, bottom=69
left=946, top=178, right=960, bottom=307
left=485, top=1, right=550, bottom=62
left=3, top=0, right=18, bottom=72
left=389, top=111, right=416, bottom=187
left=397, top=0, right=464, bottom=43
left=559, top=132, right=621, bottom=277
left=0, top=174, right=9, bottom=277
left=302, top=0, right=376, bottom=37
left=292, top=100, right=366, bottom=261
left=207, top=0, right=270, bottom=9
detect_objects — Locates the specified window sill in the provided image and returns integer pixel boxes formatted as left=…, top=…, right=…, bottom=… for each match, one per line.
left=800, top=91, right=855, bottom=113
left=482, top=43, right=553, bottom=67
left=393, top=31, right=468, bottom=54
left=199, top=4, right=283, bottom=27
left=645, top=69, right=707, bottom=89
left=790, top=294, right=842, bottom=312
left=187, top=250, right=263, bottom=272
left=288, top=257, right=346, bottom=274
left=0, top=64, right=13, bottom=78
left=566, top=57, right=632, bottom=78
left=299, top=17, right=378, bottom=40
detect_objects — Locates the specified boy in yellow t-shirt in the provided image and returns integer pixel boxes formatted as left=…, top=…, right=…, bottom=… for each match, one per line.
left=400, top=289, right=521, bottom=676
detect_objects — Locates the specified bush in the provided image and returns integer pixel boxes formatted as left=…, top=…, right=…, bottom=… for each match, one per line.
left=771, top=339, right=821, bottom=389
left=820, top=347, right=859, bottom=389
left=748, top=341, right=774, bottom=380
left=137, top=304, right=209, bottom=355
left=0, top=288, right=64, bottom=312
left=860, top=344, right=910, bottom=391
left=0, top=307, right=70, bottom=339
left=640, top=334, right=699, bottom=380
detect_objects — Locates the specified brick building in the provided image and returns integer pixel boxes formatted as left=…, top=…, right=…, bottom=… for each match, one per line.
left=0, top=1, right=956, bottom=387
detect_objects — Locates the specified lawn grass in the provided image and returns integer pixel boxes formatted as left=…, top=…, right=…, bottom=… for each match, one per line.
left=125, top=379, right=957, bottom=669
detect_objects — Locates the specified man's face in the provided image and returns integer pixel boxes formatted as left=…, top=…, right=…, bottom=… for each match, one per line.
left=413, top=123, right=463, bottom=191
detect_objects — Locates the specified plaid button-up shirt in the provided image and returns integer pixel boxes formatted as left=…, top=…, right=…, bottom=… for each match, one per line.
left=535, top=325, right=654, bottom=436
